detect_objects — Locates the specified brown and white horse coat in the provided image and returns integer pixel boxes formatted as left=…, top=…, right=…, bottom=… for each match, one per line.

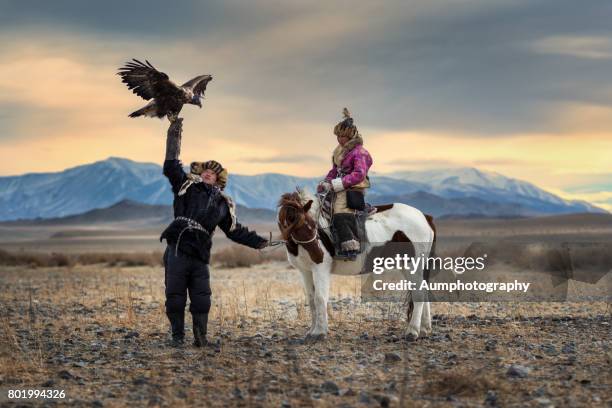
left=278, top=190, right=435, bottom=340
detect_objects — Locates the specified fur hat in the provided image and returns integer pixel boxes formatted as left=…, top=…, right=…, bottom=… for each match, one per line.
left=333, top=107, right=358, bottom=139
left=190, top=160, right=228, bottom=189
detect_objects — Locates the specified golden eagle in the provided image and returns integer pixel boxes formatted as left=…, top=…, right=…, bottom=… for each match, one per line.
left=118, top=59, right=212, bottom=121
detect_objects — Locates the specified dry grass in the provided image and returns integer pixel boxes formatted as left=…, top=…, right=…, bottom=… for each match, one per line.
left=211, top=246, right=287, bottom=268
left=0, top=249, right=73, bottom=267
left=0, top=247, right=289, bottom=269
left=0, top=262, right=609, bottom=407
left=0, top=248, right=163, bottom=268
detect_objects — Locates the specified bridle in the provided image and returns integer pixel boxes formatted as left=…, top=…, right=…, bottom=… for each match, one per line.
left=276, top=194, right=326, bottom=263
left=263, top=195, right=327, bottom=251
left=279, top=204, right=319, bottom=246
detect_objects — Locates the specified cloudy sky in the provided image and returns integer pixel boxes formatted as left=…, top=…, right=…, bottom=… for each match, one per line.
left=0, top=0, right=611, bottom=209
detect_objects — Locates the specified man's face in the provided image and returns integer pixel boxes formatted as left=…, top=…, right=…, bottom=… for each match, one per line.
left=201, top=169, right=218, bottom=185
left=337, top=134, right=350, bottom=146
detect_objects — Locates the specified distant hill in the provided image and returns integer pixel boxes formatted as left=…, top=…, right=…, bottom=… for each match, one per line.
left=370, top=190, right=530, bottom=218
left=0, top=157, right=605, bottom=221
left=2, top=199, right=276, bottom=226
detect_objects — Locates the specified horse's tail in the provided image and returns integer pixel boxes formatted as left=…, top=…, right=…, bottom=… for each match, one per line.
left=423, top=213, right=436, bottom=283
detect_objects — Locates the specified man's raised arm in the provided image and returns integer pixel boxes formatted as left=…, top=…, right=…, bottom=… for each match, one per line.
left=163, top=118, right=187, bottom=194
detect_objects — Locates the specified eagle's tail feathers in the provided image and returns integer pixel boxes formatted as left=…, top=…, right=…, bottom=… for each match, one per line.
left=128, top=109, right=144, bottom=118
left=129, top=102, right=158, bottom=118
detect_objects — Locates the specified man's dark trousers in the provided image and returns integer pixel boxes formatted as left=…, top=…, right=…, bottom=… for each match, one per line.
left=164, top=248, right=212, bottom=342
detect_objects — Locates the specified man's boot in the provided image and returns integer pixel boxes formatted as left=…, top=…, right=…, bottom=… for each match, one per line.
left=192, top=313, right=209, bottom=347
left=166, top=311, right=185, bottom=347
left=340, top=239, right=360, bottom=260
left=333, top=214, right=359, bottom=260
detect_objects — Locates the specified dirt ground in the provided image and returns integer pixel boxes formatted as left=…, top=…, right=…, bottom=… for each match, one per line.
left=0, top=262, right=610, bottom=407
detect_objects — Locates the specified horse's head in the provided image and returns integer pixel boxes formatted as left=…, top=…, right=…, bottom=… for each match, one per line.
left=277, top=192, right=324, bottom=263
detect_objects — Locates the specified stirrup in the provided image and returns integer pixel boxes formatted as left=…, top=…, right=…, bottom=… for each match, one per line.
left=333, top=250, right=358, bottom=261
left=365, top=204, right=377, bottom=216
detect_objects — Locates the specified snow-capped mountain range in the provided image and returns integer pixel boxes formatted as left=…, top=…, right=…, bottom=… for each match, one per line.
left=0, top=157, right=604, bottom=221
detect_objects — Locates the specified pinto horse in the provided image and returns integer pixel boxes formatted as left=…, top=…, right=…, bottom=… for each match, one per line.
left=277, top=190, right=436, bottom=341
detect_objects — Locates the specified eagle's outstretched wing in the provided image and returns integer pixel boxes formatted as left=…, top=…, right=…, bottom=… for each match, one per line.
left=181, top=75, right=213, bottom=97
left=117, top=59, right=179, bottom=101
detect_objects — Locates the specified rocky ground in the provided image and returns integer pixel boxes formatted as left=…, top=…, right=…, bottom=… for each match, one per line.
left=0, top=263, right=610, bottom=407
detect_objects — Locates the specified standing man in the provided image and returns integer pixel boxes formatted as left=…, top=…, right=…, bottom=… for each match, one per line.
left=161, top=118, right=268, bottom=347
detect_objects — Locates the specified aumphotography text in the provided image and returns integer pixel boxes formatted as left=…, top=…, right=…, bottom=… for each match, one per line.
left=372, top=279, right=531, bottom=293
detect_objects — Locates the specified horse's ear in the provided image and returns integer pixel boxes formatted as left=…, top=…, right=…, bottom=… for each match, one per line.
left=303, top=200, right=313, bottom=213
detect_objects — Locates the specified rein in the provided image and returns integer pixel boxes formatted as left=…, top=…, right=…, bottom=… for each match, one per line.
left=314, top=190, right=332, bottom=231
left=259, top=231, right=286, bottom=251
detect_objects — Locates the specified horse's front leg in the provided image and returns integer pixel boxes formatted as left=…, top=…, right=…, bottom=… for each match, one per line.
left=299, top=269, right=316, bottom=336
left=308, top=262, right=331, bottom=341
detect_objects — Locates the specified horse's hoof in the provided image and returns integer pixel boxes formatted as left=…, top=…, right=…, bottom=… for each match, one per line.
left=305, top=333, right=326, bottom=343
left=403, top=332, right=418, bottom=342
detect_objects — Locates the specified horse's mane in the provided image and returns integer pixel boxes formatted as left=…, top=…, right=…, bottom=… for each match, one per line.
left=278, top=192, right=303, bottom=208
